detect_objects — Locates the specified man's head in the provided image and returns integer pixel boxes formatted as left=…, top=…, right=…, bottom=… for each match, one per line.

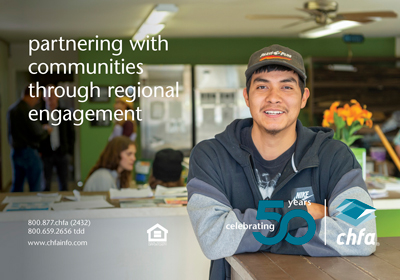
left=44, top=84, right=59, bottom=110
left=243, top=45, right=310, bottom=136
left=22, top=84, right=42, bottom=107
left=245, top=44, right=307, bottom=95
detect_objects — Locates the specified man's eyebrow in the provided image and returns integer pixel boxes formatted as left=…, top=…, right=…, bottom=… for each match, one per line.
left=253, top=77, right=298, bottom=84
left=253, top=77, right=269, bottom=83
left=280, top=77, right=298, bottom=84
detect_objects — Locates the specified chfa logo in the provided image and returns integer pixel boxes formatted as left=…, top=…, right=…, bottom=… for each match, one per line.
left=335, top=199, right=376, bottom=245
left=147, top=223, right=168, bottom=246
left=336, top=199, right=376, bottom=226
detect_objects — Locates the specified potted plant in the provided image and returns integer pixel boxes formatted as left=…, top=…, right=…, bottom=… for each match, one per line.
left=322, top=99, right=373, bottom=179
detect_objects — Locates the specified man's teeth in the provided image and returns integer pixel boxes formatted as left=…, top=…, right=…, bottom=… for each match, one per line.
left=265, top=111, right=283, bottom=115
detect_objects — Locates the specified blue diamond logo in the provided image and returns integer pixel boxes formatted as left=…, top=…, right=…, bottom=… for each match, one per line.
left=336, top=199, right=376, bottom=227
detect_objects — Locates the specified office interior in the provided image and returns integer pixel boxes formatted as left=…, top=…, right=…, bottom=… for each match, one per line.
left=1, top=1, right=400, bottom=279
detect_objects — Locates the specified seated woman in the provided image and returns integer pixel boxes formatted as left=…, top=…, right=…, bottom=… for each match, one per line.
left=109, top=97, right=137, bottom=142
left=84, top=136, right=136, bottom=192
left=148, top=148, right=184, bottom=189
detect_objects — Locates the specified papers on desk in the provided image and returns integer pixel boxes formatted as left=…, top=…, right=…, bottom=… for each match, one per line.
left=2, top=194, right=62, bottom=204
left=368, top=189, right=389, bottom=199
left=366, top=176, right=400, bottom=199
left=120, top=199, right=164, bottom=208
left=154, top=185, right=187, bottom=198
left=4, top=202, right=52, bottom=211
left=52, top=200, right=114, bottom=211
left=109, top=186, right=153, bottom=199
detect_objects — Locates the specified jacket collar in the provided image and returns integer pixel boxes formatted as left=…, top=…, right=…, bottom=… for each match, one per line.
left=215, top=118, right=334, bottom=170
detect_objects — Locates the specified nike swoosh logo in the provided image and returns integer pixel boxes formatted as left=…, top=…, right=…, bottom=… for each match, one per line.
left=302, top=194, right=314, bottom=200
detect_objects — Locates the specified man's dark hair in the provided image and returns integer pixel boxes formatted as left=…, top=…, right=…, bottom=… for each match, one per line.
left=23, top=84, right=43, bottom=98
left=246, top=65, right=305, bottom=96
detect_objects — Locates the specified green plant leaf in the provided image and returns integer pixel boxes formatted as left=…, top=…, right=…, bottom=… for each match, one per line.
left=333, top=126, right=342, bottom=140
left=346, top=135, right=364, bottom=147
left=342, top=127, right=349, bottom=142
left=349, top=124, right=363, bottom=136
left=333, top=113, right=345, bottom=129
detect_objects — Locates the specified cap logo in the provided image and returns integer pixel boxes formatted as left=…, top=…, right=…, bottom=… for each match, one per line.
left=259, top=51, right=292, bottom=61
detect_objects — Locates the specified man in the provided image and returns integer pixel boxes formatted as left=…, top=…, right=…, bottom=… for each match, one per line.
left=186, top=45, right=376, bottom=280
left=40, top=85, right=75, bottom=191
left=8, top=85, right=52, bottom=192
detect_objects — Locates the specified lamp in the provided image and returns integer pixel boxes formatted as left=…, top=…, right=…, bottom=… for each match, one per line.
left=133, top=4, right=179, bottom=41
left=299, top=20, right=362, bottom=38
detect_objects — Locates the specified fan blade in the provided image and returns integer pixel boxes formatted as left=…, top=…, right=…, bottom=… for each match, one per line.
left=282, top=17, right=315, bottom=28
left=296, top=8, right=324, bottom=17
left=337, top=11, right=397, bottom=20
left=332, top=18, right=374, bottom=24
left=246, top=14, right=305, bottom=20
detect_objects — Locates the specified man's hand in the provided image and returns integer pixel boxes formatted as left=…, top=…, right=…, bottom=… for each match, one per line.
left=306, top=203, right=328, bottom=220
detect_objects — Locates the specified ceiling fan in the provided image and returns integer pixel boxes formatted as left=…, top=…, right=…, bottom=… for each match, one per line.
left=246, top=1, right=397, bottom=38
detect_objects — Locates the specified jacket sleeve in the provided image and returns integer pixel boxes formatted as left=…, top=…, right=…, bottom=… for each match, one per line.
left=269, top=144, right=376, bottom=257
left=186, top=142, right=308, bottom=260
left=294, top=169, right=376, bottom=256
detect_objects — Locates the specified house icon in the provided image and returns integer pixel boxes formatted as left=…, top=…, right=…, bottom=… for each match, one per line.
left=147, top=223, right=168, bottom=243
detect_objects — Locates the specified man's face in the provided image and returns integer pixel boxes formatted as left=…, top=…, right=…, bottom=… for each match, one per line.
left=243, top=70, right=309, bottom=136
left=44, top=88, right=59, bottom=109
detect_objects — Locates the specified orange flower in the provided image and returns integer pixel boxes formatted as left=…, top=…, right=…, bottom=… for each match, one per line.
left=337, top=100, right=372, bottom=126
left=322, top=101, right=340, bottom=127
left=322, top=99, right=373, bottom=128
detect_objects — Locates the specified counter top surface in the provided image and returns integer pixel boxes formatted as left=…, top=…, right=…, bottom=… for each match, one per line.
left=226, top=237, right=400, bottom=280
left=0, top=191, right=188, bottom=221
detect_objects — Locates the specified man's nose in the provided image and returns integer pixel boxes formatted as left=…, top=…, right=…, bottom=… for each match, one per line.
left=266, top=87, right=282, bottom=103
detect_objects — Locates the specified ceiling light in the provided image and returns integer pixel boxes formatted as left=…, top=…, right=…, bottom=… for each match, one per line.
left=138, top=24, right=165, bottom=35
left=299, top=20, right=362, bottom=38
left=132, top=4, right=178, bottom=41
left=328, top=20, right=362, bottom=30
left=299, top=27, right=341, bottom=38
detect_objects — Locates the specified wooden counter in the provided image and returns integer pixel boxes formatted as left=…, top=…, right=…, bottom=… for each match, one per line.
left=226, top=237, right=400, bottom=280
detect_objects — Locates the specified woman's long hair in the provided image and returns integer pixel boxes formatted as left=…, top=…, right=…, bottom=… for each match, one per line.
left=85, top=136, right=135, bottom=189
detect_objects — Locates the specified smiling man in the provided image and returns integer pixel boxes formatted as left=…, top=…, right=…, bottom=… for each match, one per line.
left=186, top=45, right=376, bottom=280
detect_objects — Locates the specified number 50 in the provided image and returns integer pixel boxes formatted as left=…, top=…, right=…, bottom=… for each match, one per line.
left=253, top=200, right=316, bottom=245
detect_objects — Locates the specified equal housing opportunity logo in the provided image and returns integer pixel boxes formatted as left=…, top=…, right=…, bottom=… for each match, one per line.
left=147, top=223, right=168, bottom=246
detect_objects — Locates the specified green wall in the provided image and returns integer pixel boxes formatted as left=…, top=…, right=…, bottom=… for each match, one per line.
left=376, top=210, right=400, bottom=237
left=78, top=37, right=396, bottom=180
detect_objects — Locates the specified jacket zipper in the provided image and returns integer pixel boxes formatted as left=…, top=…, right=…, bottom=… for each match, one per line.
left=271, top=164, right=319, bottom=198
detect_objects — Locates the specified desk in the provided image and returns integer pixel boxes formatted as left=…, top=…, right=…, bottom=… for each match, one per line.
left=226, top=237, right=400, bottom=280
left=0, top=192, right=209, bottom=280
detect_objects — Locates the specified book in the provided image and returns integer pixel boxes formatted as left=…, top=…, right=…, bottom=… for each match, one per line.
left=164, top=197, right=188, bottom=205
left=154, top=185, right=187, bottom=198
left=109, top=186, right=154, bottom=199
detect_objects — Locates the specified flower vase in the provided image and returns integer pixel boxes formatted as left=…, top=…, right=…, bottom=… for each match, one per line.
left=350, top=147, right=366, bottom=180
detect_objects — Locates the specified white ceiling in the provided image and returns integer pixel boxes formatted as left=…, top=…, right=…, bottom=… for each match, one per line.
left=1, top=0, right=400, bottom=43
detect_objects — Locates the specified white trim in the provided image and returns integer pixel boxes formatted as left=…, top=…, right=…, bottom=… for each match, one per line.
left=291, top=153, right=298, bottom=173
left=372, top=199, right=400, bottom=210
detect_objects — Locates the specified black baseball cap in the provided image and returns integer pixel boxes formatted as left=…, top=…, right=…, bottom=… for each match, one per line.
left=245, top=44, right=307, bottom=83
